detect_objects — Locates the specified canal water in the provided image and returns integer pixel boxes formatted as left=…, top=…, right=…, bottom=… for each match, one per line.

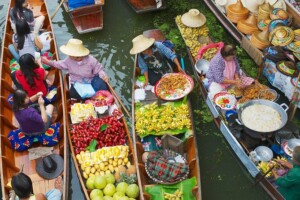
left=0, top=0, right=272, bottom=199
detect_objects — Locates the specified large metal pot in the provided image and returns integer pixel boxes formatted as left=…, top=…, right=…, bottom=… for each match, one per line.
left=237, top=99, right=289, bottom=134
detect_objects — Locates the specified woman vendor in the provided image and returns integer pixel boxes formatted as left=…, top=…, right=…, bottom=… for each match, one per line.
left=130, top=34, right=183, bottom=86
left=272, top=146, right=300, bottom=200
left=206, top=44, right=254, bottom=91
left=42, top=38, right=108, bottom=100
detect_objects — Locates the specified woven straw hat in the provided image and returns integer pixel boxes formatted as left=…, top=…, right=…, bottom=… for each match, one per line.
left=258, top=18, right=272, bottom=31
left=130, top=35, right=155, bottom=55
left=269, top=26, right=294, bottom=46
left=181, top=9, right=206, bottom=28
left=287, top=41, right=300, bottom=53
left=276, top=60, right=299, bottom=77
left=237, top=14, right=258, bottom=35
left=250, top=29, right=270, bottom=50
left=60, top=39, right=89, bottom=57
left=270, top=8, right=289, bottom=20
left=293, top=146, right=300, bottom=165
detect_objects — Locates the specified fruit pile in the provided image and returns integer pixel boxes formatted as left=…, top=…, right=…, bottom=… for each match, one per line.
left=71, top=116, right=126, bottom=154
left=135, top=102, right=191, bottom=137
left=175, top=15, right=209, bottom=58
left=164, top=189, right=183, bottom=200
left=70, top=103, right=96, bottom=123
left=87, top=173, right=139, bottom=200
left=257, top=156, right=288, bottom=177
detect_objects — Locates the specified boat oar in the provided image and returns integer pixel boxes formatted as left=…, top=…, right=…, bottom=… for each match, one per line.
left=106, top=81, right=131, bottom=119
left=51, top=0, right=65, bottom=20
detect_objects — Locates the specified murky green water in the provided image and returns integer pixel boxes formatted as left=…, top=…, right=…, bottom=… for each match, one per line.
left=0, top=0, right=272, bottom=199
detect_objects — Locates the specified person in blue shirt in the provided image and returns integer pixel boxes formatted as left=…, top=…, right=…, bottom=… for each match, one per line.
left=130, top=34, right=183, bottom=86
left=272, top=146, right=300, bottom=200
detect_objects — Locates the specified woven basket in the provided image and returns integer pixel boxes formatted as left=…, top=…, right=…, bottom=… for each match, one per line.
left=226, top=0, right=249, bottom=23
left=257, top=3, right=273, bottom=22
left=250, top=29, right=270, bottom=49
left=237, top=14, right=259, bottom=35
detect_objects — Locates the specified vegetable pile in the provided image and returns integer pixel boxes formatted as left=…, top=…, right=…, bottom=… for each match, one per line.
left=135, top=102, right=191, bottom=137
left=71, top=116, right=126, bottom=154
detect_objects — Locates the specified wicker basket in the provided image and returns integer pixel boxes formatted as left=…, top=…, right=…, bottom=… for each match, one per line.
left=250, top=29, right=270, bottom=49
left=257, top=3, right=273, bottom=22
left=237, top=14, right=259, bottom=35
left=226, top=0, right=249, bottom=23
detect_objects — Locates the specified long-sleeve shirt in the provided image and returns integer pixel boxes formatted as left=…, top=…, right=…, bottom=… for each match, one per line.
left=206, top=52, right=240, bottom=85
left=276, top=164, right=300, bottom=200
left=48, top=55, right=106, bottom=84
left=138, top=41, right=177, bottom=75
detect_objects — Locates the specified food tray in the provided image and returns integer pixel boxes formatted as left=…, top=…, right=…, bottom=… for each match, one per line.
left=154, top=73, right=194, bottom=101
left=213, top=91, right=237, bottom=110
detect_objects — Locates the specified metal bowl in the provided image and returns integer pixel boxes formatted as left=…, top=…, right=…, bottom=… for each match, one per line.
left=194, top=59, right=210, bottom=75
left=258, top=89, right=279, bottom=102
left=254, top=146, right=274, bottom=162
left=287, top=138, right=300, bottom=151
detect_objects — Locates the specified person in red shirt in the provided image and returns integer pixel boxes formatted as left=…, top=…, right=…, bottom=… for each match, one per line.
left=11, top=53, right=48, bottom=99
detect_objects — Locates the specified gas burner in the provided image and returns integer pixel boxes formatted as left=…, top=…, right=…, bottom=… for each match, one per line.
left=275, top=121, right=300, bottom=145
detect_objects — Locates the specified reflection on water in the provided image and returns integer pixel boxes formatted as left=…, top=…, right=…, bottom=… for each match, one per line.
left=0, top=0, right=271, bottom=199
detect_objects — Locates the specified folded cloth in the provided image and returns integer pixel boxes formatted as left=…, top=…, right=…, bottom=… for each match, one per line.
left=147, top=150, right=188, bottom=183
left=28, top=146, right=53, bottom=160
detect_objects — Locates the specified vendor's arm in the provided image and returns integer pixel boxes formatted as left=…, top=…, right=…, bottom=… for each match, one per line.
left=274, top=168, right=299, bottom=188
left=91, top=55, right=108, bottom=82
left=137, top=54, right=149, bottom=86
left=42, top=57, right=69, bottom=70
left=29, top=92, right=43, bottom=103
left=156, top=42, right=183, bottom=72
left=38, top=96, right=48, bottom=123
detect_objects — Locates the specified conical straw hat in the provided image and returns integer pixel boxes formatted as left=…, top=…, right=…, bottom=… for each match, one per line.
left=60, top=39, right=90, bottom=57
left=287, top=41, right=300, bottom=53
left=130, top=35, right=155, bottom=55
left=269, top=26, right=294, bottom=46
left=237, top=14, right=258, bottom=34
left=181, top=9, right=207, bottom=28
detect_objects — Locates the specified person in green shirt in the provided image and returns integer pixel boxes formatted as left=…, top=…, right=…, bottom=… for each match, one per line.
left=272, top=146, right=300, bottom=200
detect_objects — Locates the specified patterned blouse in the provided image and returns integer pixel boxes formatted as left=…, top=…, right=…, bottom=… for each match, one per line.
left=206, top=52, right=240, bottom=85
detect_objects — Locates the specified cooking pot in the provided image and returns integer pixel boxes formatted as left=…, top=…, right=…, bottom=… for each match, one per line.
left=236, top=99, right=289, bottom=134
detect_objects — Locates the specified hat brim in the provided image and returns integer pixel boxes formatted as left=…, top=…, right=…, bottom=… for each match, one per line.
left=276, top=61, right=299, bottom=77
left=60, top=45, right=90, bottom=57
left=269, top=26, right=294, bottom=46
left=181, top=13, right=206, bottom=28
left=129, top=38, right=155, bottom=55
left=36, top=154, right=64, bottom=180
left=287, top=43, right=300, bottom=53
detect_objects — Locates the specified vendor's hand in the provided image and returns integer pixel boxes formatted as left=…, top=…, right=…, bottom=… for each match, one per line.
left=235, top=79, right=242, bottom=89
left=143, top=79, right=149, bottom=88
left=41, top=57, right=50, bottom=65
left=272, top=169, right=279, bottom=179
left=101, top=74, right=109, bottom=83
left=38, top=96, right=44, bottom=105
left=177, top=67, right=185, bottom=74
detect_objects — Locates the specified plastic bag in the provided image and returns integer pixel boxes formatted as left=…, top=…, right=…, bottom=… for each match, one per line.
left=74, top=82, right=95, bottom=99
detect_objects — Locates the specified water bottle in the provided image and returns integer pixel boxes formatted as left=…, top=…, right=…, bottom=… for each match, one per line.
left=249, top=151, right=260, bottom=165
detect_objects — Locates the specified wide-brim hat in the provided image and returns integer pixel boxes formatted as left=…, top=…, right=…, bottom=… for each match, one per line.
left=276, top=60, right=299, bottom=77
left=287, top=41, right=300, bottom=53
left=130, top=35, right=155, bottom=55
left=269, top=26, right=294, bottom=46
left=36, top=154, right=64, bottom=180
left=60, top=39, right=90, bottom=57
left=293, top=52, right=300, bottom=61
left=293, top=146, right=300, bottom=165
left=181, top=9, right=206, bottom=28
left=270, top=8, right=290, bottom=20
left=258, top=18, right=272, bottom=31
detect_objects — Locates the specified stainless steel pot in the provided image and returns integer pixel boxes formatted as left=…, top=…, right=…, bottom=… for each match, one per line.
left=236, top=100, right=289, bottom=134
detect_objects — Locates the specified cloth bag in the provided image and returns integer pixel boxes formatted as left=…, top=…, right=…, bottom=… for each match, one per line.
left=74, top=82, right=95, bottom=98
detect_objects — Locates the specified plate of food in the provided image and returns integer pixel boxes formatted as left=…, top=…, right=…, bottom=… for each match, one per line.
left=154, top=73, right=194, bottom=101
left=213, top=91, right=237, bottom=110
left=282, top=141, right=293, bottom=157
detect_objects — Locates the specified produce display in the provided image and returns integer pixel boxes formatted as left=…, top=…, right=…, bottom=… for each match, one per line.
left=202, top=47, right=218, bottom=61
left=175, top=15, right=209, bottom=58
left=164, top=189, right=183, bottom=200
left=85, top=90, right=114, bottom=107
left=71, top=116, right=126, bottom=154
left=135, top=102, right=191, bottom=137
left=257, top=157, right=288, bottom=178
left=70, top=103, right=96, bottom=123
left=155, top=73, right=194, bottom=100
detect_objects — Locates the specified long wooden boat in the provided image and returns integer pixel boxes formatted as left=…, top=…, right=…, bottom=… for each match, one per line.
left=127, top=0, right=166, bottom=14
left=131, top=29, right=202, bottom=200
left=63, top=75, right=140, bottom=199
left=0, top=0, right=68, bottom=199
left=174, top=12, right=287, bottom=200
left=63, top=0, right=104, bottom=34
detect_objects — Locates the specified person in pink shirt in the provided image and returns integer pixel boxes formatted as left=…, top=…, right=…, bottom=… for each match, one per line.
left=42, top=38, right=108, bottom=100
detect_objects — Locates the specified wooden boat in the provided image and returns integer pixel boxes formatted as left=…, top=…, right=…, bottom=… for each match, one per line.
left=131, top=29, right=202, bottom=200
left=174, top=13, right=286, bottom=199
left=127, top=0, right=166, bottom=14
left=63, top=75, right=139, bottom=200
left=0, top=0, right=68, bottom=199
left=63, top=0, right=104, bottom=34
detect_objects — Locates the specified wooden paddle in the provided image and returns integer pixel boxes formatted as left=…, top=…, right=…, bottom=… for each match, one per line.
left=106, top=81, right=131, bottom=119
left=51, top=0, right=65, bottom=20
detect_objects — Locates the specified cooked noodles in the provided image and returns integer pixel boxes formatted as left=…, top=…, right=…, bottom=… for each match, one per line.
left=156, top=74, right=189, bottom=98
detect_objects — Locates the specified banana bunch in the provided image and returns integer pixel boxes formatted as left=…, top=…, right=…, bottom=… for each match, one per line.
left=164, top=189, right=183, bottom=200
left=175, top=15, right=210, bottom=58
left=257, top=162, right=272, bottom=177
left=135, top=102, right=191, bottom=136
left=202, top=47, right=218, bottom=61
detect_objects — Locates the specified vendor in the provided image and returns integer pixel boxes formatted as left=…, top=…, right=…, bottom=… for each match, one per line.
left=130, top=34, right=183, bottom=86
left=206, top=44, right=254, bottom=90
left=272, top=146, right=300, bottom=200
left=42, top=38, right=108, bottom=100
